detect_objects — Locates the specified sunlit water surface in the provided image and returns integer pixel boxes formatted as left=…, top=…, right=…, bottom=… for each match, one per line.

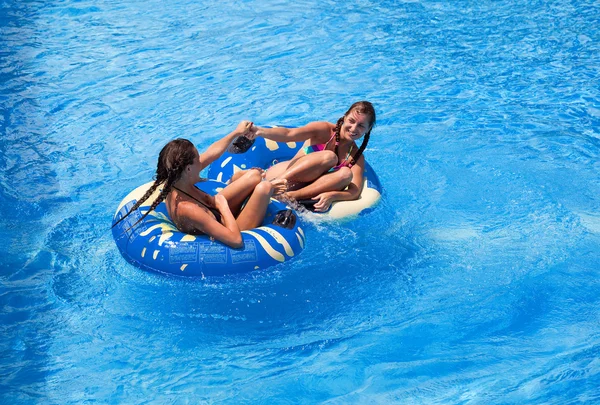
left=1, top=0, right=600, bottom=403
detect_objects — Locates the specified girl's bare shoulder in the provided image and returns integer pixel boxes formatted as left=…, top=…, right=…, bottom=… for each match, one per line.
left=302, top=121, right=335, bottom=141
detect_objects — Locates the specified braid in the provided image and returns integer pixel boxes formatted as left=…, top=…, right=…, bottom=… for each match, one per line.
left=334, top=116, right=344, bottom=156
left=351, top=132, right=370, bottom=164
left=112, top=138, right=197, bottom=232
left=337, top=101, right=376, bottom=165
left=111, top=180, right=163, bottom=229
left=123, top=177, right=176, bottom=233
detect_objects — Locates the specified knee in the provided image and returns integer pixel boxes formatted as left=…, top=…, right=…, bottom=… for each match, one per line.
left=336, top=167, right=353, bottom=185
left=241, top=168, right=262, bottom=186
left=320, top=150, right=338, bottom=167
left=253, top=180, right=274, bottom=197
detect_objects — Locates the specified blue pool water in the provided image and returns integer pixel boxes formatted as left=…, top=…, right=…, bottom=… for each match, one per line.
left=1, top=0, right=600, bottom=403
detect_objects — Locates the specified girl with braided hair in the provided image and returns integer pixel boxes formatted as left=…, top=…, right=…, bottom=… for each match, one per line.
left=113, top=121, right=286, bottom=249
left=246, top=101, right=376, bottom=212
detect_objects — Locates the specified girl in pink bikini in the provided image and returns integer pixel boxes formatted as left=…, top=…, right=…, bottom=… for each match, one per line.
left=247, top=101, right=376, bottom=212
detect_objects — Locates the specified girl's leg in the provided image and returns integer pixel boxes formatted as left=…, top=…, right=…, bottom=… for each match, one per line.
left=287, top=166, right=353, bottom=200
left=235, top=181, right=274, bottom=230
left=229, top=169, right=251, bottom=183
left=218, top=169, right=263, bottom=214
left=265, top=151, right=337, bottom=183
left=264, top=161, right=292, bottom=181
left=268, top=151, right=337, bottom=184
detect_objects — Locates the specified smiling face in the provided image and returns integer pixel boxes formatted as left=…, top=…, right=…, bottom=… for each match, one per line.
left=340, top=109, right=372, bottom=142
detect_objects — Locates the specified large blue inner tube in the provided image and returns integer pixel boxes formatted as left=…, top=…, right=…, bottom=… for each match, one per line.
left=112, top=180, right=306, bottom=277
left=207, top=127, right=382, bottom=219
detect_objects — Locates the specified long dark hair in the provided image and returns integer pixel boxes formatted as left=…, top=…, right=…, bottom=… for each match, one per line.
left=112, top=138, right=197, bottom=230
left=333, top=100, right=376, bottom=164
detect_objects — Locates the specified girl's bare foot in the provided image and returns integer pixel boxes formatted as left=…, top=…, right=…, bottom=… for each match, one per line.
left=269, top=178, right=288, bottom=196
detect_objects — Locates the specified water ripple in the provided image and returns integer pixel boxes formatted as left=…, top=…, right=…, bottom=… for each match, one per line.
left=2, top=0, right=600, bottom=403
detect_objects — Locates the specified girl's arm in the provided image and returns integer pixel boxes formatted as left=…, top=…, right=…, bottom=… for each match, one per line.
left=199, top=121, right=252, bottom=170
left=178, top=196, right=243, bottom=248
left=250, top=121, right=333, bottom=143
left=312, top=156, right=366, bottom=212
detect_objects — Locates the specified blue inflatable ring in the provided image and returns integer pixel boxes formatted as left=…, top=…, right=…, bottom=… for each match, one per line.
left=207, top=126, right=382, bottom=219
left=112, top=180, right=306, bottom=277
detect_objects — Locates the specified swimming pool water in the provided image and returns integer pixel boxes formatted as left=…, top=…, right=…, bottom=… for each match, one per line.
left=1, top=0, right=599, bottom=403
